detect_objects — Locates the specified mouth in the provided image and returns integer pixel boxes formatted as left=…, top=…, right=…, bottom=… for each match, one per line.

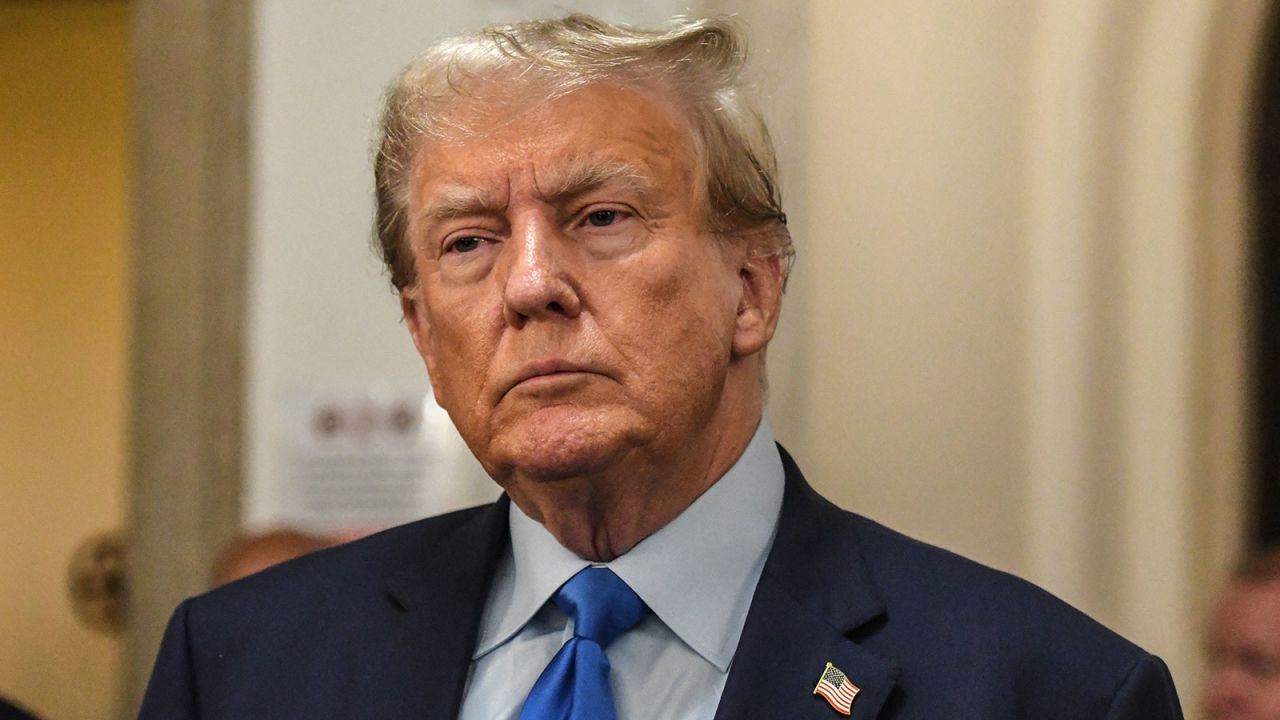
left=501, top=359, right=602, bottom=399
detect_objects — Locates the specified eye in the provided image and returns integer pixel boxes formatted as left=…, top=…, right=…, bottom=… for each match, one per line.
left=448, top=236, right=484, bottom=254
left=586, top=209, right=619, bottom=227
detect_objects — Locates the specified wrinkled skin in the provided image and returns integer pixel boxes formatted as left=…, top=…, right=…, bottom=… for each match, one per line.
left=1204, top=578, right=1280, bottom=720
left=400, top=81, right=783, bottom=561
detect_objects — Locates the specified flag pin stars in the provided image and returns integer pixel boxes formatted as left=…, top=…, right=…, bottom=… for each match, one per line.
left=814, top=661, right=860, bottom=716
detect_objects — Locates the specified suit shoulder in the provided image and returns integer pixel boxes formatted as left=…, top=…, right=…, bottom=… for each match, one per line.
left=839, top=510, right=1169, bottom=710
left=188, top=503, right=498, bottom=621
left=849, top=511, right=1142, bottom=653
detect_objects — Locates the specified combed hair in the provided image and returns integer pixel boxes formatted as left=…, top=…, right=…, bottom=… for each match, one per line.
left=373, top=13, right=793, bottom=291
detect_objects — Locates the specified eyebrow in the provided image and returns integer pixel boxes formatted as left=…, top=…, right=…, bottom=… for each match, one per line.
left=417, top=185, right=503, bottom=223
left=416, top=157, right=660, bottom=224
left=534, top=156, right=658, bottom=207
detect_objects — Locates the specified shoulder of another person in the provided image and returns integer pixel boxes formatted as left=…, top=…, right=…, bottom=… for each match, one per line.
left=189, top=501, right=501, bottom=629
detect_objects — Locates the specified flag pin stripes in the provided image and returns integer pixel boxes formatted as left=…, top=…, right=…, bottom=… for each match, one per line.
left=813, top=661, right=860, bottom=715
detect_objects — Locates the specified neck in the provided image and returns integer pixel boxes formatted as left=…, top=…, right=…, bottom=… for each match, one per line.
left=507, top=403, right=762, bottom=562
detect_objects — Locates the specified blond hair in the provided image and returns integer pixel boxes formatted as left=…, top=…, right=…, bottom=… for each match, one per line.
left=373, top=13, right=793, bottom=291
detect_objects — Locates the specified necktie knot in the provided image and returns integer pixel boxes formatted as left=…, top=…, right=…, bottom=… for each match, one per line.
left=553, top=567, right=647, bottom=649
left=519, top=567, right=648, bottom=720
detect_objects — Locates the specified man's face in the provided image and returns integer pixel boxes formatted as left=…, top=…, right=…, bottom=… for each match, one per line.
left=1204, top=578, right=1280, bottom=720
left=400, top=82, right=778, bottom=495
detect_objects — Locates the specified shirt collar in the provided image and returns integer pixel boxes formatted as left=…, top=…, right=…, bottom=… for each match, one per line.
left=471, top=417, right=785, bottom=672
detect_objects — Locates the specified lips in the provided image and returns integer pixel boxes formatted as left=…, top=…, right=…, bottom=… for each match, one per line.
left=501, top=358, right=601, bottom=398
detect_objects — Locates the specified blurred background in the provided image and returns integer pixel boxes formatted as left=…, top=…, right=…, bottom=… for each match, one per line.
left=1, top=0, right=1271, bottom=718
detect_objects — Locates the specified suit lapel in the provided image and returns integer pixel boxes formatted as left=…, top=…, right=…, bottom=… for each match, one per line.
left=364, top=496, right=510, bottom=720
left=714, top=447, right=900, bottom=720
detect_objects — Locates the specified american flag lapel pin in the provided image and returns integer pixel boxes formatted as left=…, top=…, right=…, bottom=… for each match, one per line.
left=813, top=661, right=860, bottom=716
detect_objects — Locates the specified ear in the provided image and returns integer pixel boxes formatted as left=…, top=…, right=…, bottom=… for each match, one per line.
left=731, top=250, right=784, bottom=358
left=400, top=285, right=445, bottom=404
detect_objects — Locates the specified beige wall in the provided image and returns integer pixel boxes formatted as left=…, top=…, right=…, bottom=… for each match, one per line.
left=0, top=2, right=130, bottom=718
left=784, top=1, right=1034, bottom=578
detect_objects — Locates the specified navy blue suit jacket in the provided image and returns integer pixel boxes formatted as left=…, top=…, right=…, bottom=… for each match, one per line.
left=139, top=448, right=1183, bottom=718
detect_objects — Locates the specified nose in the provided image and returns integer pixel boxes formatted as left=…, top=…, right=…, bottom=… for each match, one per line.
left=500, top=210, right=582, bottom=328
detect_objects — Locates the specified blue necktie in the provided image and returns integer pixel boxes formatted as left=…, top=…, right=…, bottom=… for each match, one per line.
left=518, top=567, right=649, bottom=720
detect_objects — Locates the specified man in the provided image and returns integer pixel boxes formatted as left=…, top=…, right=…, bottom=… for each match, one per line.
left=139, top=14, right=1183, bottom=719
left=1203, top=548, right=1280, bottom=719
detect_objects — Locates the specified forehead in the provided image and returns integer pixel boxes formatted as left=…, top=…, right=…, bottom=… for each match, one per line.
left=411, top=81, right=699, bottom=198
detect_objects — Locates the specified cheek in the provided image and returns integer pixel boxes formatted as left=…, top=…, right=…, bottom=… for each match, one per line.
left=666, top=256, right=741, bottom=343
left=614, top=259, right=738, bottom=381
left=423, top=294, right=501, bottom=399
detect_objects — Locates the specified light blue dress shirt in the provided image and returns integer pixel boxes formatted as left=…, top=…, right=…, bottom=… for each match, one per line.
left=457, top=418, right=786, bottom=720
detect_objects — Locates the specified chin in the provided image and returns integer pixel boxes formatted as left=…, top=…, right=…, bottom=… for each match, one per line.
left=490, top=407, right=645, bottom=481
